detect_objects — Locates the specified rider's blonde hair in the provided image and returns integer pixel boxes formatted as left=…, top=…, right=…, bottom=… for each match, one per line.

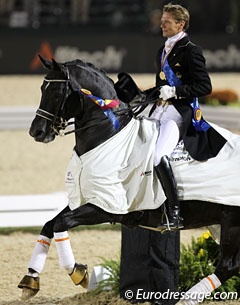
left=163, top=3, right=190, bottom=31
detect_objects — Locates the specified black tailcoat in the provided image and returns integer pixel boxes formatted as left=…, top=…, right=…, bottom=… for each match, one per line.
left=152, top=35, right=226, bottom=161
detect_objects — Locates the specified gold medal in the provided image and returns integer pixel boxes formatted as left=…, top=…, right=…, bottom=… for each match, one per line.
left=194, top=108, right=202, bottom=121
left=160, top=71, right=166, bottom=80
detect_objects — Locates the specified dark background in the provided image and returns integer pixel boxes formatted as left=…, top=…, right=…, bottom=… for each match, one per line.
left=1, top=0, right=240, bottom=74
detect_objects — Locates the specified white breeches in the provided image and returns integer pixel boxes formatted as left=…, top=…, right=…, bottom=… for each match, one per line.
left=150, top=104, right=183, bottom=166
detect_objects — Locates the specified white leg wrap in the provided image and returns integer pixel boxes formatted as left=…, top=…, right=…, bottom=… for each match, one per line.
left=54, top=231, right=75, bottom=273
left=28, top=235, right=51, bottom=274
left=177, top=274, right=221, bottom=305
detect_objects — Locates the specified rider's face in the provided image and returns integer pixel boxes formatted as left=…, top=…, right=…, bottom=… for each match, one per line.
left=161, top=12, right=185, bottom=38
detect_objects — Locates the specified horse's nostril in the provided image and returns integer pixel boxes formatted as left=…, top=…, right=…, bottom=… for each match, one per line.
left=35, top=130, right=45, bottom=138
left=29, top=128, right=45, bottom=140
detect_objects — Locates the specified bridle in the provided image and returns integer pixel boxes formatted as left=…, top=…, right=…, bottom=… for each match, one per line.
left=36, top=67, right=76, bottom=136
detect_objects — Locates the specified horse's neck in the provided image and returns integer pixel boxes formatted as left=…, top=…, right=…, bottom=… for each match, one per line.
left=74, top=99, right=131, bottom=156
left=67, top=63, right=132, bottom=156
left=70, top=62, right=116, bottom=99
left=72, top=90, right=131, bottom=156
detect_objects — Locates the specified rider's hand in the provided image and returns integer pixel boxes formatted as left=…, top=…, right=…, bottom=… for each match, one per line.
left=159, top=85, right=176, bottom=100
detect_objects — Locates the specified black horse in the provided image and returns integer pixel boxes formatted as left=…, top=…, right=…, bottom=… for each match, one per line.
left=18, top=56, right=240, bottom=304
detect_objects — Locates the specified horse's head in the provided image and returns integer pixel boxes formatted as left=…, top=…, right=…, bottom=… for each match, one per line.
left=29, top=56, right=76, bottom=142
left=29, top=56, right=135, bottom=154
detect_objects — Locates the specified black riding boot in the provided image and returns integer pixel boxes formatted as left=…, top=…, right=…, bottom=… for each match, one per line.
left=155, top=155, right=184, bottom=230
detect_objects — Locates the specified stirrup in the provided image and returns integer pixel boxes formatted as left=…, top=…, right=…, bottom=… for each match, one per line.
left=163, top=217, right=184, bottom=231
left=162, top=206, right=184, bottom=232
left=18, top=275, right=40, bottom=299
left=69, top=263, right=89, bottom=289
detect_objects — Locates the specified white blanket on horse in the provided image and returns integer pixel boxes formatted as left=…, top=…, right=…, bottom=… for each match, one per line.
left=171, top=123, right=240, bottom=206
left=65, top=118, right=240, bottom=214
left=65, top=118, right=165, bottom=213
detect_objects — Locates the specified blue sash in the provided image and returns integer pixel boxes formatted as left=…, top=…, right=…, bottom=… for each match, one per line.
left=162, top=57, right=210, bottom=132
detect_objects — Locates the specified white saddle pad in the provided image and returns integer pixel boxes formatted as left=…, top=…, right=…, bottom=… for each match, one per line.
left=65, top=118, right=240, bottom=214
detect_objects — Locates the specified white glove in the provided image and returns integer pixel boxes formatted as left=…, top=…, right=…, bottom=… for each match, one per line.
left=159, top=85, right=176, bottom=100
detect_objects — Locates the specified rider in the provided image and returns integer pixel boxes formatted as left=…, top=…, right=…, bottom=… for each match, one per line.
left=150, top=3, right=227, bottom=230
left=115, top=3, right=227, bottom=231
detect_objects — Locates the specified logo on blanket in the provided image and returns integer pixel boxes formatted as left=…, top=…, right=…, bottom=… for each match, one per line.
left=140, top=171, right=152, bottom=177
left=65, top=171, right=74, bottom=184
left=170, top=140, right=192, bottom=162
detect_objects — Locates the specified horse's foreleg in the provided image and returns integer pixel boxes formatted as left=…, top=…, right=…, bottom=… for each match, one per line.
left=18, top=206, right=70, bottom=299
left=18, top=234, right=51, bottom=299
left=54, top=231, right=88, bottom=288
left=51, top=204, right=114, bottom=289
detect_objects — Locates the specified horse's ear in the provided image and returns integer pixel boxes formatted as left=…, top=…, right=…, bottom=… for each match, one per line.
left=52, top=58, right=62, bottom=71
left=38, top=54, right=52, bottom=69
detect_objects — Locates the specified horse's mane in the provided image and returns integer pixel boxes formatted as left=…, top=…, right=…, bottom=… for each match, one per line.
left=65, top=59, right=115, bottom=87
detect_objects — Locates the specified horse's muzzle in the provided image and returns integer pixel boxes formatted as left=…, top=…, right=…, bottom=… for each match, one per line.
left=29, top=117, right=55, bottom=143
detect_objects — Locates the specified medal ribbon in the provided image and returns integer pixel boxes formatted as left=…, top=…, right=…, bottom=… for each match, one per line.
left=162, top=59, right=211, bottom=132
left=79, top=88, right=120, bottom=129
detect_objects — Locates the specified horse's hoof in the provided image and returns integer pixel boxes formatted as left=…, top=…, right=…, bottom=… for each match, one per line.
left=21, top=287, right=39, bottom=300
left=69, top=263, right=89, bottom=289
left=80, top=269, right=89, bottom=289
left=18, top=275, right=40, bottom=300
